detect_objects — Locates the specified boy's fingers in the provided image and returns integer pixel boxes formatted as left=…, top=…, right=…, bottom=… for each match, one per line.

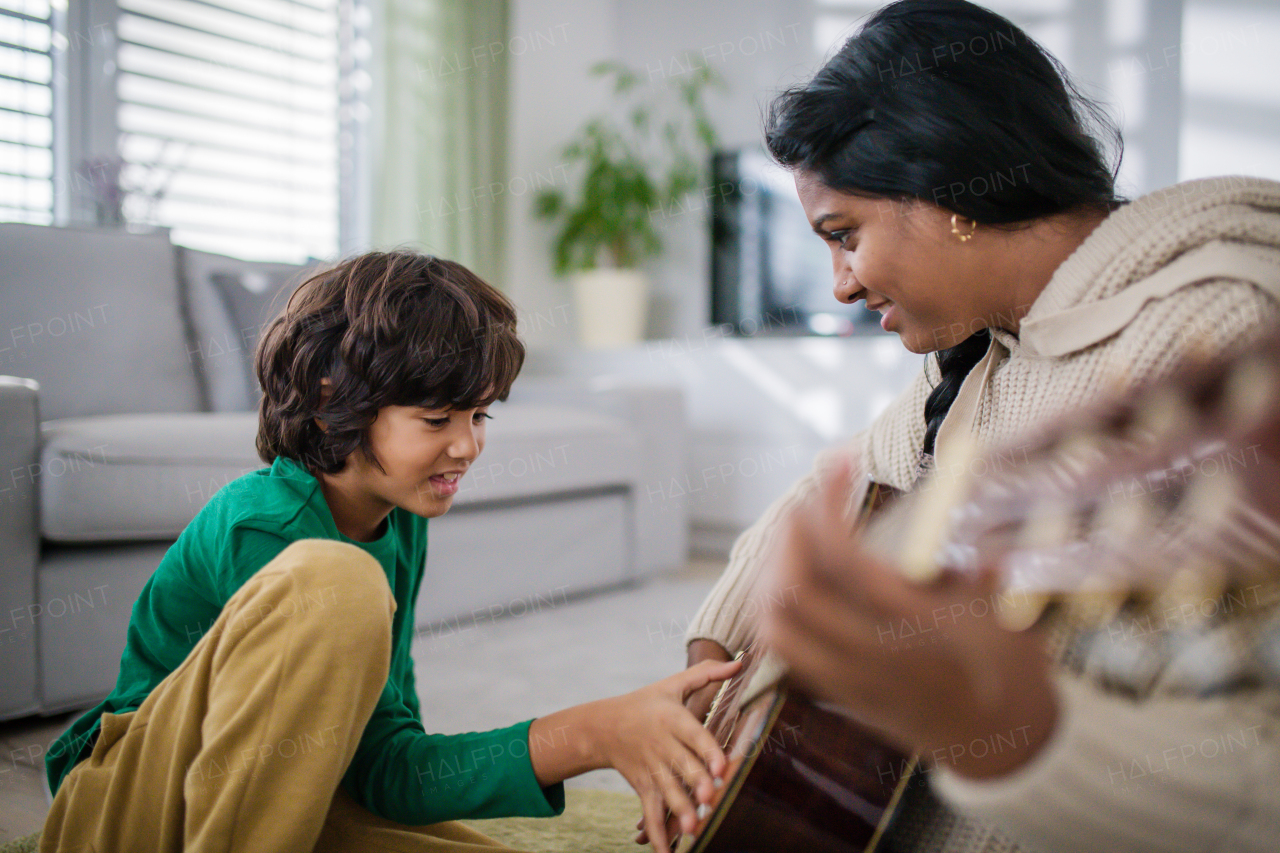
left=655, top=767, right=699, bottom=839
left=671, top=710, right=730, bottom=781
left=634, top=813, right=683, bottom=847
left=640, top=790, right=671, bottom=853
left=662, top=740, right=717, bottom=806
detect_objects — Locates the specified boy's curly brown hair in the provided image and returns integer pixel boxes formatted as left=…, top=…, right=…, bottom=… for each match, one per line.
left=254, top=251, right=524, bottom=475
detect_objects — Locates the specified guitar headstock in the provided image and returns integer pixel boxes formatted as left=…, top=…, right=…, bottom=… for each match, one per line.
left=862, top=324, right=1280, bottom=630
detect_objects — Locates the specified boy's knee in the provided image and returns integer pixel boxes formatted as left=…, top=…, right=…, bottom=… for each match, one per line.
left=267, top=539, right=396, bottom=625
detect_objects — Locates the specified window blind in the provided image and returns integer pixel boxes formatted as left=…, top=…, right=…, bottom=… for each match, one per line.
left=116, top=0, right=339, bottom=261
left=0, top=0, right=53, bottom=225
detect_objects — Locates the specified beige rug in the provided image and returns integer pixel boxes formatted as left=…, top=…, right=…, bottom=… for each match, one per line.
left=463, top=789, right=643, bottom=852
left=0, top=789, right=643, bottom=853
left=0, top=836, right=36, bottom=853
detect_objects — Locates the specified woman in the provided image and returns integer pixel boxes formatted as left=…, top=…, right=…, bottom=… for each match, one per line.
left=679, top=1, right=1280, bottom=851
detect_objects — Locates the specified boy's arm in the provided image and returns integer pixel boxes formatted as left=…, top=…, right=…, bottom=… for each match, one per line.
left=342, top=680, right=565, bottom=825
left=399, top=647, right=423, bottom=723
left=344, top=659, right=739, bottom=848
left=525, top=660, right=741, bottom=852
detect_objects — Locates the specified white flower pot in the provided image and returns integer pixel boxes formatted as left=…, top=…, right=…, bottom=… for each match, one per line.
left=571, top=268, right=649, bottom=348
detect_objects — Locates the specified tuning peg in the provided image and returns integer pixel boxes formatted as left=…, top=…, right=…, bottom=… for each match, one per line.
left=1224, top=354, right=1280, bottom=433
left=1065, top=573, right=1129, bottom=627
left=1133, top=387, right=1197, bottom=443
left=1151, top=563, right=1228, bottom=626
left=996, top=587, right=1051, bottom=631
left=1179, top=464, right=1239, bottom=531
left=1096, top=483, right=1156, bottom=546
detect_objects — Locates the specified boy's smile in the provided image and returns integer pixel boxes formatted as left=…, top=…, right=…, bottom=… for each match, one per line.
left=425, top=470, right=463, bottom=497
left=319, top=405, right=489, bottom=541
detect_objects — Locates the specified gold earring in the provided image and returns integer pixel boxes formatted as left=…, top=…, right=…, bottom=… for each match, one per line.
left=951, top=213, right=977, bottom=242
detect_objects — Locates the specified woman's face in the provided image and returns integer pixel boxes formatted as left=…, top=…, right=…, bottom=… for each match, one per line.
left=794, top=170, right=997, bottom=354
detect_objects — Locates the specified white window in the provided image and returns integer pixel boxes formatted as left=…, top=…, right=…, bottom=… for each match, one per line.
left=0, top=0, right=54, bottom=225
left=1179, top=0, right=1280, bottom=185
left=115, top=0, right=341, bottom=262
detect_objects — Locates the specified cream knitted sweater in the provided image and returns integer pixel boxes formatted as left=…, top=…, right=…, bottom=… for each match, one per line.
left=685, top=176, right=1280, bottom=853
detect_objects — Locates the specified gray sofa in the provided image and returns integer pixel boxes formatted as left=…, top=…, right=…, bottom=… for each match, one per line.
left=0, top=224, right=687, bottom=721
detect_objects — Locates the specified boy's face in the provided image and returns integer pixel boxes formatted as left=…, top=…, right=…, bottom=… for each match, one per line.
left=348, top=404, right=489, bottom=519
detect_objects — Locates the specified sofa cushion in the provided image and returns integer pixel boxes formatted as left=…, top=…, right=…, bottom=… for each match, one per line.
left=39, top=404, right=639, bottom=543
left=179, top=247, right=319, bottom=413
left=0, top=224, right=204, bottom=420
left=450, top=402, right=639, bottom=507
left=39, top=413, right=265, bottom=542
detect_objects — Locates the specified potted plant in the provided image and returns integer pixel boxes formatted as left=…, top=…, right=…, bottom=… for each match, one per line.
left=533, top=59, right=723, bottom=347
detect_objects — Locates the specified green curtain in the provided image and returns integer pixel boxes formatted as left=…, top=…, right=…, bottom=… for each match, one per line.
left=371, top=0, right=510, bottom=288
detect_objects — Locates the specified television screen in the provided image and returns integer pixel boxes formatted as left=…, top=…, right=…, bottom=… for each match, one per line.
left=710, top=148, right=885, bottom=337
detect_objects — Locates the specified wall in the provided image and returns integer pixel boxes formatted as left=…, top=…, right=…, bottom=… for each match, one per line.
left=505, top=0, right=846, bottom=550
left=505, top=0, right=821, bottom=346
left=504, top=0, right=619, bottom=343
left=524, top=333, right=922, bottom=553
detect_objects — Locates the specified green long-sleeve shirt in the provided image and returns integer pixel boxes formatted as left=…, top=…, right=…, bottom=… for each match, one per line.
left=46, top=455, right=565, bottom=824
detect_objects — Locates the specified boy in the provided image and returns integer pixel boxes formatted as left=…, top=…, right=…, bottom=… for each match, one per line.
left=42, top=252, right=737, bottom=853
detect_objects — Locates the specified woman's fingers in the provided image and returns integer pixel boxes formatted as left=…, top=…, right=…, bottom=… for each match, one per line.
left=685, top=680, right=720, bottom=724
left=816, top=453, right=858, bottom=524
left=771, top=561, right=885, bottom=655
left=768, top=607, right=871, bottom=705
left=671, top=657, right=742, bottom=700
left=774, top=472, right=916, bottom=620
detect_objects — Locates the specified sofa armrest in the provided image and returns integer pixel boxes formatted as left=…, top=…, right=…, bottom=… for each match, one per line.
left=508, top=377, right=687, bottom=576
left=0, top=376, right=41, bottom=718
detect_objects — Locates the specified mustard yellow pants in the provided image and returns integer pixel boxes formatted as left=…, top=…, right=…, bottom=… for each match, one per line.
left=40, top=539, right=519, bottom=852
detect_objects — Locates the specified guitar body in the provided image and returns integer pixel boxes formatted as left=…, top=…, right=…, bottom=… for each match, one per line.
left=688, top=683, right=911, bottom=853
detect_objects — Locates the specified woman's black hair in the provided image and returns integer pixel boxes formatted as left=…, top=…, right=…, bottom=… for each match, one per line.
left=764, top=0, right=1125, bottom=457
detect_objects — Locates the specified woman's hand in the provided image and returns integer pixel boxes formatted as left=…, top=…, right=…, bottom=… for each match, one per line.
left=761, top=456, right=1060, bottom=780
left=683, top=639, right=733, bottom=723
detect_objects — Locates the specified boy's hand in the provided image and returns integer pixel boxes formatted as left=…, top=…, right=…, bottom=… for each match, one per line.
left=628, top=640, right=735, bottom=848
left=597, top=658, right=741, bottom=853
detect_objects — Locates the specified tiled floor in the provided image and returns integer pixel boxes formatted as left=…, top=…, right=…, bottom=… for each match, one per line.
left=0, top=558, right=725, bottom=842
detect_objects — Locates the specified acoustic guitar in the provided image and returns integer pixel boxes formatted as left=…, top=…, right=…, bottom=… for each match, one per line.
left=682, top=329, right=1280, bottom=853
